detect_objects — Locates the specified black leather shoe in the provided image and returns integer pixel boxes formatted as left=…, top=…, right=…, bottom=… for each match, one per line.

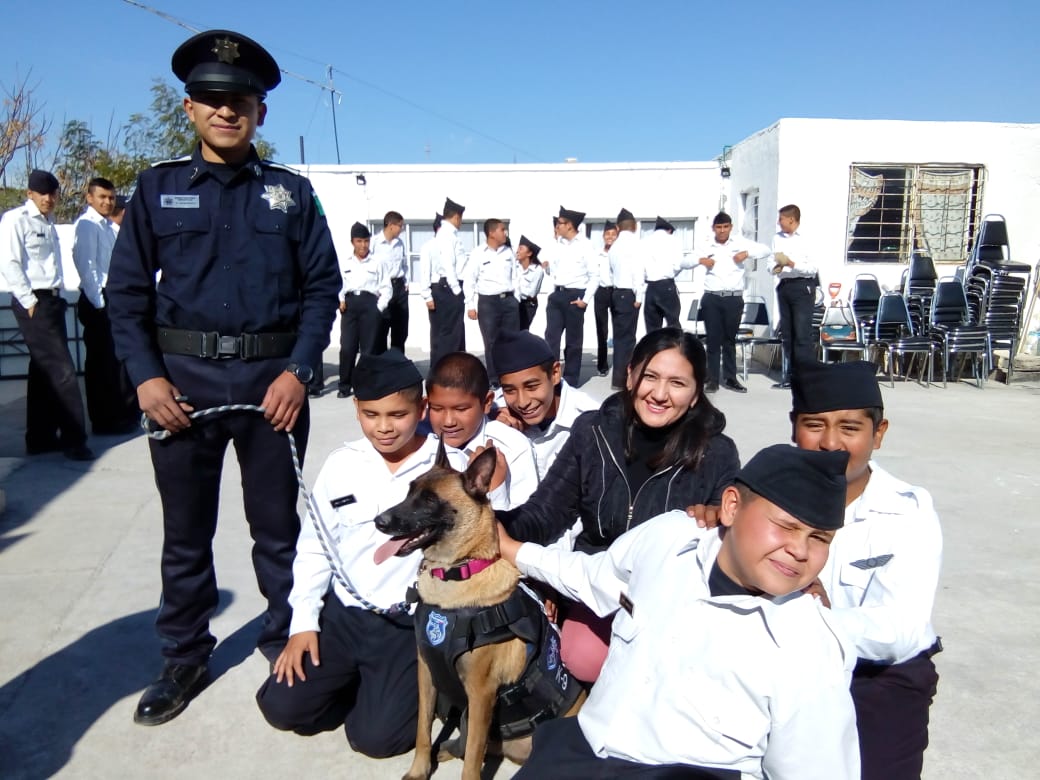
left=723, top=378, right=748, bottom=393
left=63, top=445, right=96, bottom=461
left=134, top=663, right=209, bottom=726
left=336, top=388, right=353, bottom=398
left=771, top=379, right=792, bottom=389
left=597, top=368, right=609, bottom=377
left=308, top=387, right=323, bottom=398
left=704, top=380, right=719, bottom=393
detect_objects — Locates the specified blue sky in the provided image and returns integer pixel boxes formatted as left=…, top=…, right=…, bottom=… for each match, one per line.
left=4, top=0, right=1038, bottom=168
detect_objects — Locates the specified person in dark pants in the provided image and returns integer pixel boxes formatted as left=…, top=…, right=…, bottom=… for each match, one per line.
left=429, top=197, right=467, bottom=369
left=466, top=218, right=519, bottom=384
left=107, top=29, right=341, bottom=727
left=337, top=222, right=391, bottom=397
left=606, top=208, right=644, bottom=389
left=72, top=176, right=138, bottom=433
left=515, top=235, right=544, bottom=331
left=0, top=169, right=93, bottom=460
left=771, top=204, right=818, bottom=388
left=544, top=206, right=597, bottom=386
left=371, top=210, right=408, bottom=353
left=594, top=220, right=618, bottom=376
left=642, top=216, right=682, bottom=332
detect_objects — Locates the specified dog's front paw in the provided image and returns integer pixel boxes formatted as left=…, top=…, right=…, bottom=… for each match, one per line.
left=436, top=736, right=462, bottom=763
left=401, top=761, right=432, bottom=780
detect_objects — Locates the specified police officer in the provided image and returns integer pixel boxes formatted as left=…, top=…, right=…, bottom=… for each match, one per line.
left=107, top=29, right=341, bottom=726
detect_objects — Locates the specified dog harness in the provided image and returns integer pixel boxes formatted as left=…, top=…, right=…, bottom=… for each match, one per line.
left=415, top=583, right=584, bottom=740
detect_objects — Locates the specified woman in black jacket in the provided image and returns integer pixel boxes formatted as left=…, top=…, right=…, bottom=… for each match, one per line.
left=499, top=327, right=740, bottom=681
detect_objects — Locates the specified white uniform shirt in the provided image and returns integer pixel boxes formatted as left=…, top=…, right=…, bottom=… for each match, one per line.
left=416, top=236, right=440, bottom=302
left=697, top=235, right=771, bottom=293
left=339, top=252, right=391, bottom=310
left=608, top=230, right=647, bottom=304
left=642, top=229, right=683, bottom=282
left=0, top=199, right=63, bottom=309
left=521, top=380, right=600, bottom=480
left=72, top=206, right=117, bottom=308
left=773, top=229, right=817, bottom=278
left=597, top=247, right=613, bottom=288
left=466, top=243, right=516, bottom=308
left=516, top=511, right=860, bottom=779
left=516, top=262, right=544, bottom=300
left=371, top=230, right=408, bottom=281
left=547, top=233, right=598, bottom=305
left=434, top=221, right=467, bottom=295
left=820, top=461, right=942, bottom=664
left=288, top=435, right=442, bottom=633
left=443, top=418, right=539, bottom=511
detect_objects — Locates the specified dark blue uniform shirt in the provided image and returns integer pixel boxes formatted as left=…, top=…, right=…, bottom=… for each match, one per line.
left=108, top=145, right=340, bottom=386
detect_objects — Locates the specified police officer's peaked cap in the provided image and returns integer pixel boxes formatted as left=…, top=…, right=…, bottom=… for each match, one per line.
left=791, top=360, right=883, bottom=414
left=558, top=206, right=585, bottom=228
left=518, top=235, right=541, bottom=259
left=616, top=207, right=635, bottom=223
left=492, top=331, right=556, bottom=377
left=655, top=216, right=676, bottom=232
left=443, top=198, right=465, bottom=217
left=172, top=29, right=281, bottom=98
left=736, top=444, right=849, bottom=531
left=350, top=222, right=371, bottom=240
left=355, top=350, right=424, bottom=401
left=28, top=169, right=59, bottom=194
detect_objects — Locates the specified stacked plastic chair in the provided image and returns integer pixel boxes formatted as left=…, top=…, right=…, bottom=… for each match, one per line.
left=903, top=252, right=938, bottom=335
left=930, top=280, right=991, bottom=388
left=874, top=293, right=934, bottom=387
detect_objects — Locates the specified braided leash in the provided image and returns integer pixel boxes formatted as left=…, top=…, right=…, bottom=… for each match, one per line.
left=143, top=405, right=409, bottom=616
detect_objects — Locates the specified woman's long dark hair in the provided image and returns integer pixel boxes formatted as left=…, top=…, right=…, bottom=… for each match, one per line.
left=620, top=328, right=726, bottom=471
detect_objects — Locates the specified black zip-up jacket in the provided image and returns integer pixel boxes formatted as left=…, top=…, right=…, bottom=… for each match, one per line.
left=499, top=394, right=741, bottom=553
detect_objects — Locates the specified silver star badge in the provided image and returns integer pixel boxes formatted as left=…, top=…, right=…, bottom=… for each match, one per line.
left=212, top=37, right=240, bottom=64
left=261, top=184, right=296, bottom=213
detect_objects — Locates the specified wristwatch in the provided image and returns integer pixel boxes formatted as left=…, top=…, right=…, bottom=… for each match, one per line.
left=286, top=362, right=315, bottom=384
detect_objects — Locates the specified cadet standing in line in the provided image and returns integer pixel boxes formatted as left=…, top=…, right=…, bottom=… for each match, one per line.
left=429, top=197, right=467, bottom=369
left=337, top=222, right=391, bottom=398
left=605, top=208, right=644, bottom=390
left=515, top=235, right=544, bottom=331
left=593, top=220, right=618, bottom=377
left=466, top=217, right=519, bottom=385
left=544, top=206, right=598, bottom=387
left=642, top=216, right=683, bottom=332
left=371, top=210, right=408, bottom=353
left=0, top=169, right=94, bottom=460
left=771, top=204, right=818, bottom=388
left=415, top=213, right=442, bottom=346
left=106, top=29, right=341, bottom=726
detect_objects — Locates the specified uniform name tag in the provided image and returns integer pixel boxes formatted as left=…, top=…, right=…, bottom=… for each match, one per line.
left=619, top=592, right=635, bottom=616
left=160, top=194, right=200, bottom=209
left=330, top=494, right=356, bottom=508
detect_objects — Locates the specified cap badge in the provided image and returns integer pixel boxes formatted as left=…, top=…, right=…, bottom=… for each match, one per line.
left=212, top=36, right=240, bottom=64
left=261, top=184, right=295, bottom=213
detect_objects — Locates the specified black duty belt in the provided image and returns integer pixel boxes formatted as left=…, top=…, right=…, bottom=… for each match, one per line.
left=554, top=286, right=584, bottom=293
left=157, top=327, right=296, bottom=360
left=705, top=290, right=743, bottom=298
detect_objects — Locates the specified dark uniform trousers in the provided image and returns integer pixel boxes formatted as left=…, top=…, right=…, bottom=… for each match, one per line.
left=700, top=292, right=744, bottom=384
left=516, top=717, right=739, bottom=779
left=594, top=286, right=613, bottom=373
left=377, top=276, right=409, bottom=353
left=339, top=291, right=382, bottom=393
left=11, top=291, right=88, bottom=450
left=77, top=293, right=138, bottom=432
left=776, top=277, right=817, bottom=375
left=256, top=595, right=418, bottom=758
left=477, top=292, right=520, bottom=381
left=149, top=355, right=309, bottom=664
left=610, top=288, right=639, bottom=388
left=852, top=649, right=939, bottom=780
left=545, top=287, right=587, bottom=386
left=430, top=278, right=465, bottom=370
left=518, top=296, right=538, bottom=331
left=643, top=279, right=681, bottom=332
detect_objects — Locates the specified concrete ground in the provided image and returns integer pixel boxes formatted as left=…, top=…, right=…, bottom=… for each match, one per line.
left=0, top=349, right=1038, bottom=780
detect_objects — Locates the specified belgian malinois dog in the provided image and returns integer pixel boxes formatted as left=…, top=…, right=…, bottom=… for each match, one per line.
left=375, top=444, right=584, bottom=780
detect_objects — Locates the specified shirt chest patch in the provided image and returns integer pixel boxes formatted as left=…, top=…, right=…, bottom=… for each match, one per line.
left=261, top=184, right=296, bottom=213
left=160, top=194, right=200, bottom=209
left=849, top=553, right=894, bottom=570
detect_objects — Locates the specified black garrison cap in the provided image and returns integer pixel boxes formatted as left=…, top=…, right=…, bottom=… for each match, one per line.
left=354, top=349, right=424, bottom=401
left=518, top=235, right=541, bottom=259
left=791, top=360, right=883, bottom=414
left=28, top=170, right=59, bottom=194
left=736, top=444, right=849, bottom=531
left=492, top=330, right=556, bottom=377
left=655, top=216, right=676, bottom=232
left=558, top=206, right=586, bottom=228
left=443, top=198, right=465, bottom=217
left=350, top=222, right=371, bottom=240
left=603, top=220, right=617, bottom=232
left=433, top=213, right=443, bottom=231
left=172, top=29, right=281, bottom=98
left=616, top=207, right=635, bottom=223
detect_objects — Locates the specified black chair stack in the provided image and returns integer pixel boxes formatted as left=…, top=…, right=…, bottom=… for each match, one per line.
left=930, top=280, right=991, bottom=388
left=874, top=293, right=934, bottom=387
left=903, top=252, right=938, bottom=334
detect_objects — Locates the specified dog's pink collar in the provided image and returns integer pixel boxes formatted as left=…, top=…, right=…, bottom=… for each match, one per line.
left=430, top=557, right=498, bottom=581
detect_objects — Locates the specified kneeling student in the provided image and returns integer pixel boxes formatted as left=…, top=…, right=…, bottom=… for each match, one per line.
left=499, top=444, right=860, bottom=779
left=791, top=360, right=942, bottom=780
left=256, top=350, right=435, bottom=757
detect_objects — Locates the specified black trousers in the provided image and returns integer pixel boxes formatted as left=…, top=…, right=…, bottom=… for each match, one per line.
left=852, top=650, right=939, bottom=780
left=643, top=279, right=680, bottom=332
left=11, top=292, right=87, bottom=450
left=610, top=288, right=639, bottom=388
left=339, top=292, right=382, bottom=392
left=377, top=276, right=409, bottom=353
left=594, top=286, right=613, bottom=373
left=700, top=293, right=744, bottom=383
left=518, top=297, right=538, bottom=331
left=430, top=279, right=465, bottom=370
left=776, top=278, right=817, bottom=376
left=77, top=293, right=137, bottom=432
left=256, top=596, right=418, bottom=758
left=148, top=355, right=309, bottom=664
left=477, top=293, right=520, bottom=381
left=545, top=287, right=587, bottom=386
left=516, top=717, right=737, bottom=779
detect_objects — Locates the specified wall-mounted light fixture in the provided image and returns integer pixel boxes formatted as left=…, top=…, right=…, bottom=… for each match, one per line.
left=720, top=166, right=732, bottom=178
left=355, top=174, right=367, bottom=186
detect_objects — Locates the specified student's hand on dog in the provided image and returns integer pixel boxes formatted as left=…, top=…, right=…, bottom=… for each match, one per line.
left=802, top=578, right=831, bottom=608
left=470, top=441, right=508, bottom=491
left=274, top=631, right=320, bottom=686
left=497, top=521, right=521, bottom=565
left=685, top=503, right=721, bottom=528
left=493, top=407, right=525, bottom=432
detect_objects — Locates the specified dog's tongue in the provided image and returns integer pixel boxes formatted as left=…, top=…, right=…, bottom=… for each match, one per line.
left=374, top=535, right=410, bottom=565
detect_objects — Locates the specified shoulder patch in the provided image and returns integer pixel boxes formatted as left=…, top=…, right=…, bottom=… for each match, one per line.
left=150, top=155, right=192, bottom=168
left=260, top=159, right=302, bottom=176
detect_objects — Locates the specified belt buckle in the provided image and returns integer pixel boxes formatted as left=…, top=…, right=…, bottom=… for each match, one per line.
left=217, top=335, right=240, bottom=358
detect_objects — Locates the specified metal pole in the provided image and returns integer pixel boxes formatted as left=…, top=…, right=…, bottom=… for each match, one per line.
left=328, top=66, right=341, bottom=165
left=299, top=135, right=305, bottom=165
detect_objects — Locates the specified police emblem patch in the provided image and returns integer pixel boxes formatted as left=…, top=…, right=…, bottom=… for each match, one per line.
left=261, top=184, right=296, bottom=213
left=212, top=36, right=240, bottom=64
left=546, top=634, right=559, bottom=672
left=426, top=611, right=449, bottom=646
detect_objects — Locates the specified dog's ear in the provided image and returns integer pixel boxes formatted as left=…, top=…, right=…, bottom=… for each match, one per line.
left=462, top=446, right=498, bottom=498
left=435, top=437, right=451, bottom=470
